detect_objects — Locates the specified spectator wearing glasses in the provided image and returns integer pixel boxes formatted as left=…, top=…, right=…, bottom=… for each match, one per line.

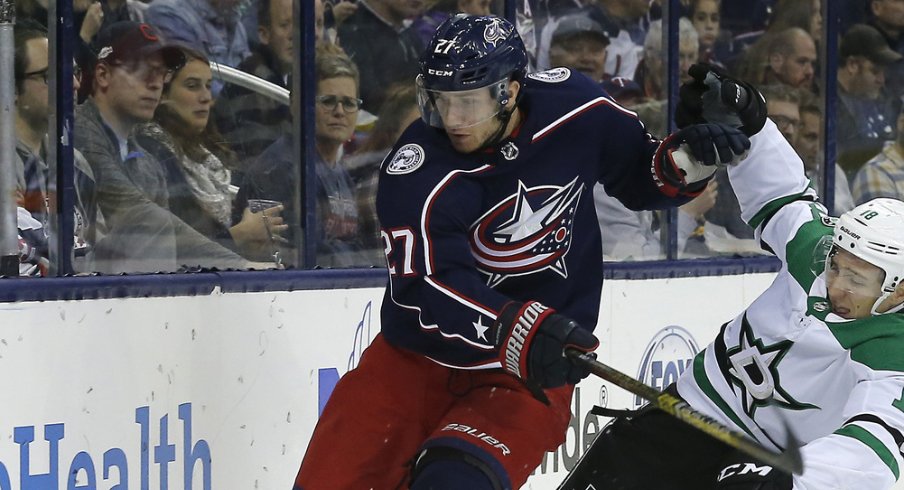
left=136, top=47, right=286, bottom=263
left=703, top=84, right=804, bottom=244
left=17, top=0, right=147, bottom=102
left=13, top=21, right=102, bottom=275
left=240, top=45, right=369, bottom=267
left=75, top=21, right=258, bottom=273
left=761, top=83, right=802, bottom=143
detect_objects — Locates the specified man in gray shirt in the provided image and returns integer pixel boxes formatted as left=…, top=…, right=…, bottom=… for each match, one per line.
left=75, top=21, right=256, bottom=273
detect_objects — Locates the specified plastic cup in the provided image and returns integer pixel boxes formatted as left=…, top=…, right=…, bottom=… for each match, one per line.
left=247, top=199, right=282, bottom=213
left=246, top=199, right=283, bottom=267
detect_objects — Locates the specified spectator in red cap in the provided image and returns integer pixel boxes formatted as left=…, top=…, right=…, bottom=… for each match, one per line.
left=74, top=21, right=263, bottom=273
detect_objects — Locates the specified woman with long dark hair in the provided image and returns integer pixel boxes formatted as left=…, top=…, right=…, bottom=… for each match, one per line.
left=137, top=46, right=285, bottom=263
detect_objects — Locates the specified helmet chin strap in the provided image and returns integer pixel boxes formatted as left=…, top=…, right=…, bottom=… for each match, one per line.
left=472, top=88, right=524, bottom=153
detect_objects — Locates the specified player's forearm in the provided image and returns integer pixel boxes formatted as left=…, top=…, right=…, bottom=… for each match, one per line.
left=727, top=119, right=812, bottom=229
left=794, top=434, right=899, bottom=489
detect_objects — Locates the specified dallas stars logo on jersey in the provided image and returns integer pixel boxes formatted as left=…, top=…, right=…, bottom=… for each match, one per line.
left=469, top=178, right=583, bottom=287
left=727, top=314, right=818, bottom=418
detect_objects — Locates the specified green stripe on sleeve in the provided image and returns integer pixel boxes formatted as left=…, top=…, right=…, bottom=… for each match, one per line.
left=748, top=193, right=810, bottom=230
left=835, top=424, right=900, bottom=480
left=692, top=352, right=758, bottom=440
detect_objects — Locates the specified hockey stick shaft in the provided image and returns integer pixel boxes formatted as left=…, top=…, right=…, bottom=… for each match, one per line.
left=565, top=348, right=803, bottom=475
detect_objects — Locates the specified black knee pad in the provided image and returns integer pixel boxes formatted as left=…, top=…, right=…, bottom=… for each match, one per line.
left=409, top=446, right=504, bottom=490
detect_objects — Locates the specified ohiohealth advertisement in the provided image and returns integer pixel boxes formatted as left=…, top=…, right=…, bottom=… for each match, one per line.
left=4, top=273, right=893, bottom=489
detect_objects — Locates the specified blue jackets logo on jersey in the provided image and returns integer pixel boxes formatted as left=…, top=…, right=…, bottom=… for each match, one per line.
left=386, top=144, right=425, bottom=175
left=527, top=67, right=571, bottom=83
left=470, top=178, right=583, bottom=287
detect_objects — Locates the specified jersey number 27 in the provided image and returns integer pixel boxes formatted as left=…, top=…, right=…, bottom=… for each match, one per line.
left=382, top=228, right=416, bottom=276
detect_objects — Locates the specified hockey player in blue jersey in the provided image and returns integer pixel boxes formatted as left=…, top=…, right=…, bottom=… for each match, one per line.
left=558, top=64, right=904, bottom=490
left=293, top=16, right=751, bottom=490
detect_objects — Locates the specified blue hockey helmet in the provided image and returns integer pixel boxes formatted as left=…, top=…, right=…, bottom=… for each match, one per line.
left=420, top=14, right=527, bottom=91
left=417, top=15, right=528, bottom=130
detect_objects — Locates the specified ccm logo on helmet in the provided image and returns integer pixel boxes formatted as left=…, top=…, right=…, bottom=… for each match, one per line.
left=427, top=68, right=454, bottom=77
left=504, top=302, right=548, bottom=376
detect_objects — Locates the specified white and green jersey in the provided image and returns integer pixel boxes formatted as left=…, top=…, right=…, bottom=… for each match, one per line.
left=676, top=121, right=904, bottom=489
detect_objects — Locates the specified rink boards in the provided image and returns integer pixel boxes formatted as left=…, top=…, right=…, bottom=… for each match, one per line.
left=1, top=273, right=901, bottom=489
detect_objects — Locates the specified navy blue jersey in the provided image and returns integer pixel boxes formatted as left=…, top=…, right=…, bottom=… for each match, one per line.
left=376, top=68, right=686, bottom=369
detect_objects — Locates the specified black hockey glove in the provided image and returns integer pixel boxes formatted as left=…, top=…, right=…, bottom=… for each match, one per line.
left=493, top=301, right=599, bottom=391
left=652, top=123, right=750, bottom=197
left=715, top=460, right=793, bottom=490
left=675, top=63, right=768, bottom=137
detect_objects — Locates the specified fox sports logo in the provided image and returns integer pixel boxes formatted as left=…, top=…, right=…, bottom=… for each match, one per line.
left=633, top=326, right=699, bottom=409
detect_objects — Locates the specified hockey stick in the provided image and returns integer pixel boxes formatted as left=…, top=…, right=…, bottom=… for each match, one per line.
left=565, top=348, right=803, bottom=475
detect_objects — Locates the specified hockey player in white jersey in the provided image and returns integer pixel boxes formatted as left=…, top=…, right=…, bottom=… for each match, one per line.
left=559, top=64, right=904, bottom=489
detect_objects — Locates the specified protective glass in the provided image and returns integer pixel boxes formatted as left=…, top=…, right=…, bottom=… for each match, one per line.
left=416, top=75, right=506, bottom=130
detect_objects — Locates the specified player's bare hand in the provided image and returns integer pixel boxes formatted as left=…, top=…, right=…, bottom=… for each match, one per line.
left=332, top=1, right=358, bottom=25
left=680, top=179, right=718, bottom=220
left=234, top=206, right=288, bottom=245
left=80, top=2, right=104, bottom=43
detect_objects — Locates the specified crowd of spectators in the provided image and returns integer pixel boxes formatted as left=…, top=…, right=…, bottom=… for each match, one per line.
left=523, top=0, right=904, bottom=259
left=13, top=0, right=904, bottom=275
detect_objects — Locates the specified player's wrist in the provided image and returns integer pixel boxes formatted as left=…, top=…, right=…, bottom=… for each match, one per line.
left=652, top=134, right=710, bottom=198
left=493, top=301, right=555, bottom=380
